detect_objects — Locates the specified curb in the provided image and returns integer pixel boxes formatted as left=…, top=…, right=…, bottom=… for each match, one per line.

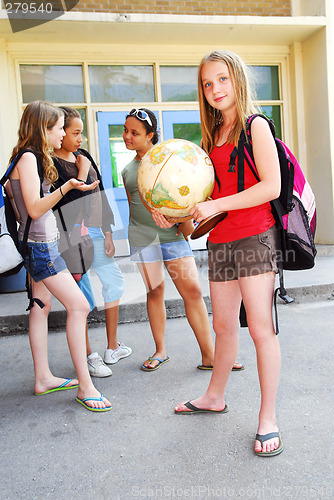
left=1, top=283, right=333, bottom=337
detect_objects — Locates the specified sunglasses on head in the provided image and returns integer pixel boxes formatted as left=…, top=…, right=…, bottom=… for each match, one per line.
left=129, top=108, right=153, bottom=127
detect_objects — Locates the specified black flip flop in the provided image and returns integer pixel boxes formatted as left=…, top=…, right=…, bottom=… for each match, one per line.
left=255, top=431, right=284, bottom=457
left=175, top=401, right=229, bottom=414
left=197, top=363, right=245, bottom=371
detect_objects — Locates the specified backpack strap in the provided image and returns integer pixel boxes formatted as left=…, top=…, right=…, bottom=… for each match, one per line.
left=234, top=115, right=295, bottom=334
left=4, top=150, right=45, bottom=311
left=228, top=147, right=238, bottom=173
left=237, top=130, right=246, bottom=193
left=1, top=149, right=36, bottom=185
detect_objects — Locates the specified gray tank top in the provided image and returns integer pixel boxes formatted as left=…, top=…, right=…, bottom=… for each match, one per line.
left=10, top=178, right=58, bottom=241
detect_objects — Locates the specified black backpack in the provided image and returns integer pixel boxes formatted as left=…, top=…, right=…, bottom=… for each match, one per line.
left=0, top=149, right=45, bottom=309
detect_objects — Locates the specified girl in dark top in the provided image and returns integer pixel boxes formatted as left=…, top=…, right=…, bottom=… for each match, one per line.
left=52, top=107, right=131, bottom=379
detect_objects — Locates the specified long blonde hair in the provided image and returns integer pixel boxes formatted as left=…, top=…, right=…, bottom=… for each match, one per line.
left=10, top=101, right=63, bottom=184
left=198, top=50, right=257, bottom=154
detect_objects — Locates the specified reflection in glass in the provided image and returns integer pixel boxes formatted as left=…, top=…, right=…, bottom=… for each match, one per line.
left=160, top=66, right=198, bottom=102
left=251, top=66, right=279, bottom=101
left=173, top=123, right=202, bottom=146
left=260, top=105, right=282, bottom=139
left=89, top=66, right=155, bottom=103
left=77, top=109, right=88, bottom=151
left=108, top=125, right=133, bottom=187
left=20, top=65, right=84, bottom=103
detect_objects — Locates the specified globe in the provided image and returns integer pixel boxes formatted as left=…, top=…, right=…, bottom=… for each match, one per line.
left=137, top=138, right=215, bottom=222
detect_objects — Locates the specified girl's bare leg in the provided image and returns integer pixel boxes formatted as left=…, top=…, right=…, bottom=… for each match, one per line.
left=165, top=257, right=242, bottom=369
left=41, top=271, right=111, bottom=409
left=175, top=280, right=241, bottom=411
left=28, top=278, right=80, bottom=394
left=85, top=301, right=120, bottom=353
left=239, top=272, right=281, bottom=454
left=137, top=261, right=167, bottom=369
left=105, top=300, right=120, bottom=350
left=165, top=257, right=214, bottom=366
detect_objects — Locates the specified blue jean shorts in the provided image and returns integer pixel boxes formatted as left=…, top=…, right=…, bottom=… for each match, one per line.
left=78, top=228, right=126, bottom=308
left=130, top=239, right=193, bottom=263
left=20, top=240, right=67, bottom=283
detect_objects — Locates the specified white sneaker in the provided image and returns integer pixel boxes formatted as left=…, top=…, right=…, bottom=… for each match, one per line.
left=104, top=342, right=132, bottom=365
left=87, top=353, right=112, bottom=378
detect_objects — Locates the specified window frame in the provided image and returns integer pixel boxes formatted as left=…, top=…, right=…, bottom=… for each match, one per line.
left=15, top=54, right=290, bottom=166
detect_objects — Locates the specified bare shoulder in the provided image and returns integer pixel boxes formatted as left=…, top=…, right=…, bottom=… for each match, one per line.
left=16, top=151, right=38, bottom=172
left=250, top=115, right=271, bottom=133
left=251, top=116, right=274, bottom=145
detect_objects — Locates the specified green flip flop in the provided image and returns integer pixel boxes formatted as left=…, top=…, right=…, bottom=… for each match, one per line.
left=75, top=393, right=112, bottom=412
left=141, top=356, right=169, bottom=371
left=34, top=378, right=79, bottom=395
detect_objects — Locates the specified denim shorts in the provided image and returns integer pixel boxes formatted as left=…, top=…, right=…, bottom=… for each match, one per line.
left=20, top=240, right=67, bottom=283
left=208, top=225, right=279, bottom=282
left=78, top=228, right=126, bottom=306
left=130, top=239, right=193, bottom=263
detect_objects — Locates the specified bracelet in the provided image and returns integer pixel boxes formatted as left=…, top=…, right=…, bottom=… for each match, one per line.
left=59, top=185, right=64, bottom=197
left=76, top=178, right=86, bottom=183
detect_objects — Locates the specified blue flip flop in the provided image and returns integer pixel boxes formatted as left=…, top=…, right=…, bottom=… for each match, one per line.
left=141, top=356, right=169, bottom=371
left=75, top=393, right=112, bottom=412
left=34, top=378, right=79, bottom=395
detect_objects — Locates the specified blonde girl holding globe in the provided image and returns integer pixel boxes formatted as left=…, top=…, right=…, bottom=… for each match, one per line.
left=174, top=50, right=283, bottom=458
left=121, top=108, right=243, bottom=372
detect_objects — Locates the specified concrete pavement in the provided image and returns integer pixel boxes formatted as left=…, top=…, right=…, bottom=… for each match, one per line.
left=0, top=245, right=333, bottom=335
left=0, top=298, right=333, bottom=499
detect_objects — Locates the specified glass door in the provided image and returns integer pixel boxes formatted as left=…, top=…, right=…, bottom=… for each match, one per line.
left=161, top=111, right=207, bottom=250
left=97, top=111, right=130, bottom=256
left=97, top=110, right=206, bottom=255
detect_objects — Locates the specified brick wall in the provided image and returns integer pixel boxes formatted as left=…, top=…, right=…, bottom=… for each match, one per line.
left=70, top=1, right=291, bottom=16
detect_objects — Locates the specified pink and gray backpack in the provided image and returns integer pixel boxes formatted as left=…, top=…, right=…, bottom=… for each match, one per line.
left=231, top=113, right=317, bottom=332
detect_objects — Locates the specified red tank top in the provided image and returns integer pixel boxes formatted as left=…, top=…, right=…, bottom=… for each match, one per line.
left=208, top=142, right=275, bottom=244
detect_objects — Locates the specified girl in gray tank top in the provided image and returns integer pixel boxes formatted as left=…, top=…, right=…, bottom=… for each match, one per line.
left=8, top=100, right=111, bottom=412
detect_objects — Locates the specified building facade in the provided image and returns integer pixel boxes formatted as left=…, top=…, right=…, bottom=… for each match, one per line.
left=0, top=0, right=333, bottom=252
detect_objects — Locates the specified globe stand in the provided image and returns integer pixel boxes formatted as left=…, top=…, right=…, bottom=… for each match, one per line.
left=190, top=211, right=228, bottom=240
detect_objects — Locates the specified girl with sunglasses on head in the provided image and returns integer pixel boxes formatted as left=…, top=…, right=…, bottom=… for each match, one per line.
left=7, top=101, right=111, bottom=411
left=51, top=107, right=131, bottom=378
left=174, top=50, right=283, bottom=457
left=122, top=108, right=243, bottom=372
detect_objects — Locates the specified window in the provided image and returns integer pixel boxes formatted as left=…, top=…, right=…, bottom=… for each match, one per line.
left=173, top=123, right=201, bottom=146
left=88, top=65, right=155, bottom=103
left=18, top=63, right=285, bottom=152
left=108, top=124, right=133, bottom=188
left=77, top=108, right=88, bottom=151
left=251, top=65, right=282, bottom=139
left=160, top=66, right=198, bottom=102
left=252, top=66, right=279, bottom=100
left=20, top=65, right=84, bottom=103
